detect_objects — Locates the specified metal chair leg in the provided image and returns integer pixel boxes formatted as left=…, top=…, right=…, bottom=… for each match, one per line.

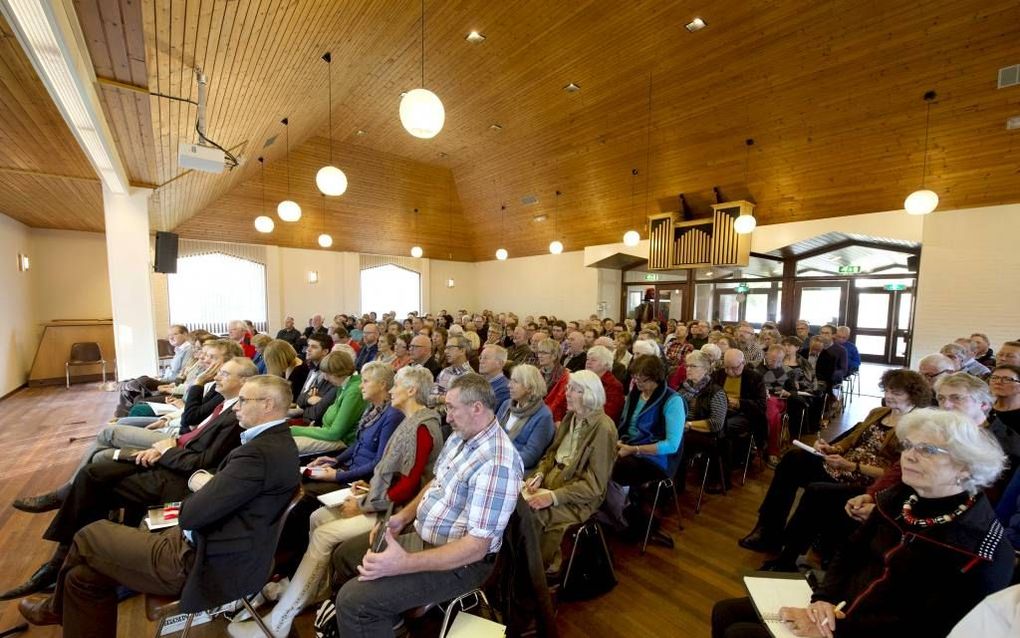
left=65, top=363, right=70, bottom=389
left=670, top=479, right=682, bottom=529
left=718, top=452, right=728, bottom=494
left=242, top=598, right=274, bottom=638
left=696, top=455, right=710, bottom=513
left=741, top=437, right=757, bottom=486
left=592, top=522, right=616, bottom=580
left=562, top=524, right=587, bottom=590
left=641, top=481, right=664, bottom=554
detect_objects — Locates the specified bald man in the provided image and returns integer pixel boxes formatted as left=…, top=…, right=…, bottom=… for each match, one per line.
left=710, top=349, right=767, bottom=490
left=409, top=334, right=442, bottom=377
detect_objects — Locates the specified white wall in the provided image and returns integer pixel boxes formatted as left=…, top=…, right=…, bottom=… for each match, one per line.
left=30, top=229, right=112, bottom=324
left=428, top=260, right=478, bottom=314
left=911, top=203, right=1020, bottom=364
left=0, top=214, right=35, bottom=396
left=475, top=251, right=601, bottom=319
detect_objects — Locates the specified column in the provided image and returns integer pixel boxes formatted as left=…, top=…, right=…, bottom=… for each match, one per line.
left=103, top=185, right=158, bottom=380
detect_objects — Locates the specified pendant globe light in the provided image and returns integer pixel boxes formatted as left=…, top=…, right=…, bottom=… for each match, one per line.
left=495, top=203, right=509, bottom=260
left=410, top=207, right=423, bottom=257
left=399, top=0, right=444, bottom=139
left=253, top=156, right=275, bottom=233
left=624, top=72, right=654, bottom=247
left=316, top=53, right=349, bottom=196
left=317, top=196, right=333, bottom=248
left=734, top=138, right=757, bottom=234
left=549, top=190, right=564, bottom=254
left=277, top=118, right=301, bottom=222
left=904, top=91, right=939, bottom=216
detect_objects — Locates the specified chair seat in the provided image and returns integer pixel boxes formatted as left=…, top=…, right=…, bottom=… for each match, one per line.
left=403, top=602, right=437, bottom=619
left=145, top=593, right=181, bottom=621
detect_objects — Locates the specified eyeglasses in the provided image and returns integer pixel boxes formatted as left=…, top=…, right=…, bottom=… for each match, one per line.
left=936, top=393, right=974, bottom=405
left=922, top=369, right=950, bottom=380
left=988, top=375, right=1020, bottom=384
left=899, top=439, right=951, bottom=457
left=237, top=396, right=270, bottom=407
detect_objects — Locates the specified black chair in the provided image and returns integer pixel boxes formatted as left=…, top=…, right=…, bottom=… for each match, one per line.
left=685, top=431, right=728, bottom=513
left=157, top=339, right=175, bottom=373
left=562, top=516, right=615, bottom=593
left=637, top=450, right=684, bottom=554
left=65, top=342, right=107, bottom=388
left=144, top=485, right=305, bottom=638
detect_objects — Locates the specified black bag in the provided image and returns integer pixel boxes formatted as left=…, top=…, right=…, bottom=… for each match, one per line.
left=313, top=598, right=339, bottom=638
left=559, top=522, right=618, bottom=601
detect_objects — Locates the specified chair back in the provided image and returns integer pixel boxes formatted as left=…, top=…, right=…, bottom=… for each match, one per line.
left=157, top=339, right=175, bottom=358
left=69, top=342, right=102, bottom=363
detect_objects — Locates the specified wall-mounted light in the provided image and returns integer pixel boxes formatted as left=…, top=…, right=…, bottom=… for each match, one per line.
left=17, top=253, right=30, bottom=272
left=446, top=278, right=455, bottom=288
left=308, top=270, right=319, bottom=284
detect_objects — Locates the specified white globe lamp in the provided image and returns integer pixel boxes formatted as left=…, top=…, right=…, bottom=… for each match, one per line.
left=904, top=189, right=939, bottom=215
left=733, top=213, right=757, bottom=234
left=623, top=230, right=640, bottom=246
left=399, top=88, right=445, bottom=139
left=277, top=200, right=302, bottom=222
left=549, top=240, right=564, bottom=255
left=317, top=233, right=333, bottom=248
left=254, top=216, right=274, bottom=233
left=410, top=245, right=424, bottom=258
left=316, top=165, right=348, bottom=196
left=495, top=248, right=508, bottom=261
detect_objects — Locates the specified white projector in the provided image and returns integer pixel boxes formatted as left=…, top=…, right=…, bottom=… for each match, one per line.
left=178, top=142, right=226, bottom=173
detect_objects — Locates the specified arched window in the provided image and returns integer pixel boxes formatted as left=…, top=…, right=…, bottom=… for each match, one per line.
left=167, top=252, right=267, bottom=334
left=360, top=264, right=421, bottom=318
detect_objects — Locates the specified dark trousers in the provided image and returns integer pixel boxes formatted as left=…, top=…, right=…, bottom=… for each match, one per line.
left=331, top=531, right=494, bottom=637
left=756, top=449, right=834, bottom=538
left=712, top=597, right=772, bottom=638
left=777, top=482, right=862, bottom=565
left=115, top=376, right=163, bottom=417
left=612, top=455, right=667, bottom=487
left=46, top=520, right=193, bottom=638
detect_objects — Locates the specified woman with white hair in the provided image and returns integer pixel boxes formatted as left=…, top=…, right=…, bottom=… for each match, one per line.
left=700, top=342, right=722, bottom=370
left=496, top=364, right=556, bottom=470
left=714, top=408, right=1014, bottom=638
left=525, top=370, right=617, bottom=573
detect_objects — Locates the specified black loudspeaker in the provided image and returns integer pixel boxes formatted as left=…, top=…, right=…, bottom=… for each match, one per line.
left=906, top=254, right=920, bottom=272
left=154, top=231, right=179, bottom=273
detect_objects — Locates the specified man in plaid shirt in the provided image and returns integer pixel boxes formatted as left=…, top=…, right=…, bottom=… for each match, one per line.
left=331, top=373, right=523, bottom=636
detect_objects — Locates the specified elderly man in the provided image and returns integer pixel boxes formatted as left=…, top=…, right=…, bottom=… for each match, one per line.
left=943, top=341, right=991, bottom=378
left=478, top=345, right=511, bottom=408
left=917, top=353, right=956, bottom=402
left=114, top=325, right=194, bottom=416
left=354, top=322, right=380, bottom=372
left=227, top=319, right=256, bottom=358
left=329, top=374, right=522, bottom=635
left=304, top=314, right=328, bottom=339
left=711, top=349, right=767, bottom=489
left=735, top=325, right=765, bottom=367
left=506, top=326, right=537, bottom=368
left=970, top=332, right=996, bottom=368
left=276, top=316, right=302, bottom=347
left=434, top=334, right=475, bottom=403
left=562, top=331, right=588, bottom=372
left=818, top=325, right=848, bottom=382
left=586, top=345, right=625, bottom=422
left=16, top=375, right=299, bottom=637
left=835, top=326, right=861, bottom=374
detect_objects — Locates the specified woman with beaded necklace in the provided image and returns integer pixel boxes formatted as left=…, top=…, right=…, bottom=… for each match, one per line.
left=714, top=408, right=1013, bottom=638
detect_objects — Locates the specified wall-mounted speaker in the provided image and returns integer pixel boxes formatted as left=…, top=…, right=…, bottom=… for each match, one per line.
left=154, top=231, right=179, bottom=273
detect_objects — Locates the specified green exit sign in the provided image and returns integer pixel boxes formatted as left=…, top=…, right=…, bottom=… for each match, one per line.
left=644, top=273, right=660, bottom=281
left=884, top=283, right=907, bottom=291
left=838, top=265, right=861, bottom=274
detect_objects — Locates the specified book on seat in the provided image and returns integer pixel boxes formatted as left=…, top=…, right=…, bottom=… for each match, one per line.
left=145, top=402, right=180, bottom=416
left=144, top=502, right=182, bottom=531
left=743, top=574, right=815, bottom=638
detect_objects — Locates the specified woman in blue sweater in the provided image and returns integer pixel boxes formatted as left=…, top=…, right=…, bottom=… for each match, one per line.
left=496, top=364, right=556, bottom=470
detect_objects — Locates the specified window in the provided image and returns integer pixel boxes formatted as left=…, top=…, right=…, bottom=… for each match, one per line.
left=167, top=252, right=267, bottom=334
left=360, top=264, right=421, bottom=318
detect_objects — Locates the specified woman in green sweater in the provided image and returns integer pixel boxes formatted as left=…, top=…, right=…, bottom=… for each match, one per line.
left=291, top=350, right=366, bottom=454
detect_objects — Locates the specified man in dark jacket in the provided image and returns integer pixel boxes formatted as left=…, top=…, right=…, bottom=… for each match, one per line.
left=711, top=349, right=767, bottom=489
left=16, top=375, right=300, bottom=637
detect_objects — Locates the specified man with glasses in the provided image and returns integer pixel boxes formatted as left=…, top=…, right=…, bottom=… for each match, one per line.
left=736, top=325, right=765, bottom=367
left=2, top=359, right=257, bottom=601
left=434, top=335, right=475, bottom=405
left=408, top=334, right=441, bottom=377
left=917, top=353, right=957, bottom=405
left=17, top=375, right=300, bottom=636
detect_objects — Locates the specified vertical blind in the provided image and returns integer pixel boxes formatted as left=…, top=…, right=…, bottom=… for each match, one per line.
left=167, top=244, right=268, bottom=334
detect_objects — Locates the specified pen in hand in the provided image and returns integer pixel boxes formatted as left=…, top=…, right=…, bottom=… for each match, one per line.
left=820, top=601, right=847, bottom=628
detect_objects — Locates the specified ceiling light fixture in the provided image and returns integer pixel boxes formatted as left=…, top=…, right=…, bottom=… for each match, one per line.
left=400, top=0, right=445, bottom=138
left=1, top=0, right=130, bottom=194
left=625, top=72, right=654, bottom=247
left=496, top=203, right=508, bottom=260
left=549, top=190, right=564, bottom=254
left=685, top=17, right=707, bottom=32
left=734, top=138, right=757, bottom=234
left=316, top=52, right=349, bottom=196
left=317, top=195, right=333, bottom=248
left=410, top=207, right=423, bottom=257
left=276, top=118, right=301, bottom=222
left=489, top=123, right=503, bottom=131
left=532, top=214, right=547, bottom=222
left=904, top=90, right=939, bottom=216
left=563, top=82, right=580, bottom=93
left=466, top=30, right=486, bottom=43
left=253, top=156, right=274, bottom=233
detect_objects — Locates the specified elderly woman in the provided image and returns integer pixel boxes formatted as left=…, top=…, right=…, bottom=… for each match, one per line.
left=989, top=364, right=1020, bottom=431
left=373, top=333, right=397, bottom=366
left=714, top=409, right=1014, bottom=638
left=229, top=366, right=443, bottom=638
left=536, top=337, right=570, bottom=422
left=391, top=333, right=413, bottom=370
left=526, top=370, right=617, bottom=572
left=615, top=355, right=685, bottom=487
left=290, top=350, right=366, bottom=455
left=496, top=364, right=556, bottom=470
left=263, top=338, right=310, bottom=402
left=680, top=351, right=728, bottom=435
left=700, top=342, right=722, bottom=370
left=740, top=369, right=930, bottom=554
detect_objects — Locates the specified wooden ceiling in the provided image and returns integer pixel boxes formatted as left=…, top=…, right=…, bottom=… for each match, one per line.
left=1, top=0, right=1018, bottom=261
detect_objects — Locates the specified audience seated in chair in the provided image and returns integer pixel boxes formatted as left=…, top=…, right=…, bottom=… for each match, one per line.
left=711, top=349, right=767, bottom=489
left=263, top=339, right=310, bottom=402
left=496, top=364, right=556, bottom=471
left=290, top=333, right=336, bottom=423
left=585, top=345, right=626, bottom=424
left=478, top=344, right=511, bottom=408
left=290, top=350, right=366, bottom=455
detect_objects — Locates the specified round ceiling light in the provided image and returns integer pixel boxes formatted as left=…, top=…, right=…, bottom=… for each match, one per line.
left=399, top=88, right=445, bottom=139
left=316, top=165, right=348, bottom=196
left=254, top=216, right=275, bottom=233
left=733, top=213, right=757, bottom=234
left=623, top=230, right=640, bottom=246
left=495, top=248, right=508, bottom=261
left=904, top=189, right=939, bottom=215
left=549, top=240, right=564, bottom=255
left=317, top=233, right=333, bottom=248
left=410, top=245, right=424, bottom=258
left=277, top=199, right=302, bottom=222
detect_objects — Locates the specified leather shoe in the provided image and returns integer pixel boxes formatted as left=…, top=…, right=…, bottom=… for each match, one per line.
left=0, top=563, right=59, bottom=601
left=18, top=595, right=60, bottom=626
left=759, top=558, right=798, bottom=573
left=738, top=528, right=780, bottom=553
left=13, top=492, right=62, bottom=513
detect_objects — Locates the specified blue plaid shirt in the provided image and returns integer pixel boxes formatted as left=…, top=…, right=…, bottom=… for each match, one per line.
left=415, top=419, right=523, bottom=553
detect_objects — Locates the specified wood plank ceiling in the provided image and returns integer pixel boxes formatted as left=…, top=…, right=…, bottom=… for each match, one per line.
left=2, top=0, right=1019, bottom=261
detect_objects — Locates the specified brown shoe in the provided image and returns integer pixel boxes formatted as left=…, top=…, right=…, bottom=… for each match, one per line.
left=18, top=595, right=60, bottom=626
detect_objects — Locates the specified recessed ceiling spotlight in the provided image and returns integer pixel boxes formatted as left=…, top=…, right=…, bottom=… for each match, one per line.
left=355, top=129, right=366, bottom=136
left=563, top=82, right=580, bottom=93
left=685, top=17, right=707, bottom=32
left=489, top=123, right=503, bottom=131
left=533, top=214, right=547, bottom=222
left=466, top=31, right=486, bottom=43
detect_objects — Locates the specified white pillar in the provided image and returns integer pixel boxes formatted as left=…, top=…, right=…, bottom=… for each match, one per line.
left=103, top=185, right=158, bottom=379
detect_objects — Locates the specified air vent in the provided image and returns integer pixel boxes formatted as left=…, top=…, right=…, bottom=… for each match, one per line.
left=521, top=194, right=539, bottom=205
left=262, top=135, right=277, bottom=148
left=999, top=64, right=1020, bottom=89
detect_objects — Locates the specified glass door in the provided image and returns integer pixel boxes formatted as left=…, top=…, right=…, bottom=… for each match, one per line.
left=655, top=286, right=684, bottom=322
left=795, top=281, right=848, bottom=331
left=850, top=287, right=913, bottom=364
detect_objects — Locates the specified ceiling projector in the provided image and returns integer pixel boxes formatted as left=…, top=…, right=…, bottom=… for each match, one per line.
left=178, top=142, right=226, bottom=173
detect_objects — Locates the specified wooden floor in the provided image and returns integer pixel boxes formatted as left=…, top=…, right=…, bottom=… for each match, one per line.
left=0, top=377, right=881, bottom=637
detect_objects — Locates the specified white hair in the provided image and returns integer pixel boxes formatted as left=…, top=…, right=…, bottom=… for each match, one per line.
left=331, top=343, right=357, bottom=361
left=586, top=345, right=614, bottom=371
left=700, top=343, right=722, bottom=362
left=896, top=408, right=1006, bottom=495
left=633, top=340, right=658, bottom=357
left=567, top=369, right=606, bottom=412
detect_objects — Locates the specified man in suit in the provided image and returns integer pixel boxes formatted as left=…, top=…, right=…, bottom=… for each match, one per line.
left=0, top=357, right=256, bottom=601
left=291, top=332, right=336, bottom=422
left=17, top=375, right=301, bottom=638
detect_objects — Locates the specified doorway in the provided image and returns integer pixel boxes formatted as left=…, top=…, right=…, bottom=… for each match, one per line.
left=850, top=287, right=913, bottom=365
